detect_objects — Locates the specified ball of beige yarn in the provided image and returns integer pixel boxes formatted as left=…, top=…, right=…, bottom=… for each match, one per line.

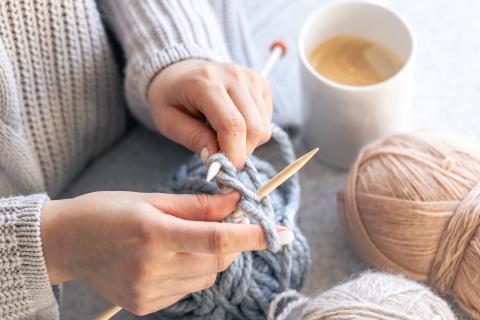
left=301, top=272, right=455, bottom=320
left=268, top=271, right=455, bottom=320
left=338, top=130, right=480, bottom=318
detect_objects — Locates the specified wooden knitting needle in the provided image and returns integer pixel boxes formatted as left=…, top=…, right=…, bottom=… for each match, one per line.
left=94, top=306, right=122, bottom=320
left=230, top=147, right=319, bottom=220
left=95, top=147, right=318, bottom=320
left=206, top=40, right=288, bottom=182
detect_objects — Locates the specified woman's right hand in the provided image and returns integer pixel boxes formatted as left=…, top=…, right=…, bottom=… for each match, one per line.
left=40, top=191, right=293, bottom=315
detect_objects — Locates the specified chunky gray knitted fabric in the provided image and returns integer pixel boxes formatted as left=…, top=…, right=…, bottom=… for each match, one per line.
left=159, top=124, right=311, bottom=319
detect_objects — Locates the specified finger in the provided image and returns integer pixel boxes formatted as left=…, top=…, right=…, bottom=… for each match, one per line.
left=248, top=86, right=272, bottom=146
left=249, top=89, right=269, bottom=127
left=192, top=84, right=247, bottom=170
left=167, top=221, right=293, bottom=254
left=141, top=192, right=241, bottom=222
left=251, top=76, right=273, bottom=130
left=260, top=76, right=273, bottom=123
left=154, top=106, right=219, bottom=156
left=170, top=252, right=239, bottom=277
left=228, top=86, right=267, bottom=156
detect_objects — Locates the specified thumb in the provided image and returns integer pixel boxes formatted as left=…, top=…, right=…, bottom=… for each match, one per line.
left=142, top=191, right=241, bottom=222
left=155, top=107, right=219, bottom=159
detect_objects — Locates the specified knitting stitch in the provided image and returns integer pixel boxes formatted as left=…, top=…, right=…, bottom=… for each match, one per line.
left=157, top=124, right=311, bottom=319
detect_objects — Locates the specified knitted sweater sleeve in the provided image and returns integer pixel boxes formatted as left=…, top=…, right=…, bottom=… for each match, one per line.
left=0, top=194, right=59, bottom=319
left=100, top=0, right=232, bottom=129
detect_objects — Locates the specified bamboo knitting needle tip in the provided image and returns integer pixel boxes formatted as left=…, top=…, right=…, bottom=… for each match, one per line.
left=206, top=40, right=287, bottom=183
left=206, top=161, right=222, bottom=182
left=232, top=147, right=319, bottom=219
left=256, top=147, right=318, bottom=198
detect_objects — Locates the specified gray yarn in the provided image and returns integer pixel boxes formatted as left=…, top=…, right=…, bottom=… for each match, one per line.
left=155, top=124, right=311, bottom=319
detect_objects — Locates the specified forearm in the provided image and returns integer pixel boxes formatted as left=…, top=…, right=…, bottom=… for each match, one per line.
left=40, top=198, right=74, bottom=285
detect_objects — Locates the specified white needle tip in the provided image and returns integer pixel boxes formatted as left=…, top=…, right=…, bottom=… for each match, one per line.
left=206, top=161, right=221, bottom=182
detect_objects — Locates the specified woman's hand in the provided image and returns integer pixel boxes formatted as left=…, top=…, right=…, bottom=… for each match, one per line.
left=148, top=59, right=273, bottom=170
left=40, top=191, right=292, bottom=315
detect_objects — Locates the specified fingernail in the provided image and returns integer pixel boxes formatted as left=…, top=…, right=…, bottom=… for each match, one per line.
left=278, top=229, right=294, bottom=245
left=200, top=147, right=209, bottom=164
left=231, top=215, right=250, bottom=224
left=241, top=217, right=251, bottom=224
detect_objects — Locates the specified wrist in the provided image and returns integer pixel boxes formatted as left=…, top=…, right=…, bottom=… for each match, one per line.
left=40, top=199, right=74, bottom=284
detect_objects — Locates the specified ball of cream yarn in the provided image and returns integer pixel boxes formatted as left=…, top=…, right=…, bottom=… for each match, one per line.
left=269, top=271, right=455, bottom=320
left=338, top=130, right=480, bottom=318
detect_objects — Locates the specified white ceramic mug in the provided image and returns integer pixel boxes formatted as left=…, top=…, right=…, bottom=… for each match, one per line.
left=299, top=1, right=414, bottom=169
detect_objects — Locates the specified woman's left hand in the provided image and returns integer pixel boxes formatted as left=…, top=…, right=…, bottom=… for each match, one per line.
left=148, top=59, right=273, bottom=171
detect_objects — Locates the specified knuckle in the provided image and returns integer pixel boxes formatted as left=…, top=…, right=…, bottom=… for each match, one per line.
left=195, top=65, right=216, bottom=79
left=134, top=217, right=156, bottom=246
left=207, top=83, right=226, bottom=95
left=225, top=64, right=243, bottom=78
left=248, top=125, right=265, bottom=141
left=184, top=128, right=205, bottom=151
left=248, top=123, right=271, bottom=145
left=259, top=127, right=272, bottom=144
left=202, top=274, right=218, bottom=290
left=262, top=129, right=272, bottom=144
left=221, top=116, right=246, bottom=135
left=260, top=75, right=270, bottom=89
left=188, top=76, right=208, bottom=89
left=216, top=255, right=230, bottom=272
left=194, top=194, right=213, bottom=220
left=246, top=68, right=259, bottom=80
left=195, top=193, right=210, bottom=207
left=208, top=227, right=232, bottom=254
left=189, top=77, right=223, bottom=98
left=194, top=81, right=224, bottom=100
left=189, top=78, right=210, bottom=96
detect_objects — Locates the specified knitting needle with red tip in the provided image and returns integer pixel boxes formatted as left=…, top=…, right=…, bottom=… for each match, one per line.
left=206, top=40, right=288, bottom=182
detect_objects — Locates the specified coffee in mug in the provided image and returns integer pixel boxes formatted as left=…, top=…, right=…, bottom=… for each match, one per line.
left=309, top=34, right=404, bottom=86
left=298, top=1, right=414, bottom=169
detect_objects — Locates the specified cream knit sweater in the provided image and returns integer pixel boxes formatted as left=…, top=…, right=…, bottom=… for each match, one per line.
left=0, top=1, right=300, bottom=319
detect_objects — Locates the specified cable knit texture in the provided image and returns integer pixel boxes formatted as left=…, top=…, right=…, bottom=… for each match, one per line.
left=0, top=0, right=302, bottom=318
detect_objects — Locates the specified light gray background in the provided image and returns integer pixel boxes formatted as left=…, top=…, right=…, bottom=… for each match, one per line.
left=61, top=0, right=479, bottom=318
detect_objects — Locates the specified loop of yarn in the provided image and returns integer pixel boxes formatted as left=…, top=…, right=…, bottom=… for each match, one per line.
left=157, top=124, right=311, bottom=319
left=207, top=153, right=281, bottom=251
left=338, top=130, right=480, bottom=318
